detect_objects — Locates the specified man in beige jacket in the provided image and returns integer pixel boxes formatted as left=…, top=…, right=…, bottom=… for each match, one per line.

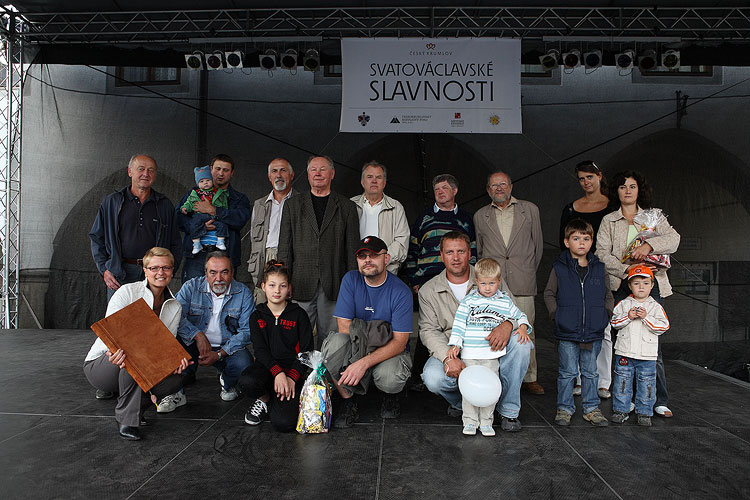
left=473, top=171, right=545, bottom=394
left=350, top=161, right=410, bottom=274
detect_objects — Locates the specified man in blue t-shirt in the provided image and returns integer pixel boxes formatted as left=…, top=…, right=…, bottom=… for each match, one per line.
left=322, top=236, right=413, bottom=429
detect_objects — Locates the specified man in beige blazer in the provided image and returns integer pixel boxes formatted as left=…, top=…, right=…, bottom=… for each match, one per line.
left=473, top=171, right=545, bottom=394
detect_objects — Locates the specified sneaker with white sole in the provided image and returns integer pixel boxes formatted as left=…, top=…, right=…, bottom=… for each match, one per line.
left=572, top=385, right=582, bottom=396
left=157, top=390, right=187, bottom=413
left=218, top=373, right=239, bottom=401
left=611, top=412, right=629, bottom=424
left=244, top=398, right=268, bottom=425
left=462, top=424, right=477, bottom=435
left=654, top=405, right=673, bottom=418
left=597, top=388, right=612, bottom=399
left=479, top=425, right=496, bottom=437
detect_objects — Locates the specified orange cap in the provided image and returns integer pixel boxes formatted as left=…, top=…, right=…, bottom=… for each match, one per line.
left=627, top=265, right=654, bottom=280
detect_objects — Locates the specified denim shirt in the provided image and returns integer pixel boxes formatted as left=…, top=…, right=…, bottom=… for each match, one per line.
left=176, top=276, right=255, bottom=355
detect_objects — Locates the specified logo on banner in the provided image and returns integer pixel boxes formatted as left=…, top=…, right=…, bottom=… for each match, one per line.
left=451, top=111, right=465, bottom=128
left=426, top=43, right=436, bottom=50
left=489, top=114, right=500, bottom=126
left=357, top=112, right=370, bottom=127
left=390, top=116, right=400, bottom=123
left=454, top=113, right=461, bottom=119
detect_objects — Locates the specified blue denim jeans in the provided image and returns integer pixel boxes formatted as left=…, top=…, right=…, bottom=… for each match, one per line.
left=421, top=331, right=531, bottom=419
left=557, top=340, right=601, bottom=415
left=612, top=355, right=656, bottom=416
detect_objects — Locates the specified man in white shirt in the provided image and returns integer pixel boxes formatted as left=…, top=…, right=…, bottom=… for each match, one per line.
left=247, top=158, right=298, bottom=302
left=350, top=161, right=410, bottom=275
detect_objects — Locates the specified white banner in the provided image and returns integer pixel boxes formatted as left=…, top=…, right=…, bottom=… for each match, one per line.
left=340, top=38, right=521, bottom=134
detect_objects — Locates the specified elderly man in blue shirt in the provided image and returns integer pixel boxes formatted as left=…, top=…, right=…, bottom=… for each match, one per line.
left=176, top=251, right=254, bottom=403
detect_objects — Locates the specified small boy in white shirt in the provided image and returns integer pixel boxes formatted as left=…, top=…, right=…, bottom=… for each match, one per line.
left=610, top=265, right=670, bottom=426
left=446, top=258, right=531, bottom=437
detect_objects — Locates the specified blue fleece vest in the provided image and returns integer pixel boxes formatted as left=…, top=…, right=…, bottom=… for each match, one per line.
left=552, top=251, right=609, bottom=343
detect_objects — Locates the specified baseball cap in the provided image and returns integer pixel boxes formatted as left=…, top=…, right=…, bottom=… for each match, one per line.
left=355, top=236, right=387, bottom=256
left=627, top=265, right=654, bottom=280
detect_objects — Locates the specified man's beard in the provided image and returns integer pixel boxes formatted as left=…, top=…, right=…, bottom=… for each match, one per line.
left=274, top=179, right=287, bottom=191
left=211, top=281, right=228, bottom=294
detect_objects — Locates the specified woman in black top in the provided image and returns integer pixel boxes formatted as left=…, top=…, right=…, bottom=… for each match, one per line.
left=559, top=161, right=612, bottom=251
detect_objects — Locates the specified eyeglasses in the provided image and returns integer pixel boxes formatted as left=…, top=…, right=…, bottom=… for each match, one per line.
left=145, top=265, right=173, bottom=272
left=489, top=182, right=509, bottom=190
left=356, top=251, right=386, bottom=260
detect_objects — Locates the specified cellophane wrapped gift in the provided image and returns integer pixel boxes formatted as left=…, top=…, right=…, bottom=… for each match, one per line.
left=621, top=208, right=672, bottom=268
left=296, top=350, right=332, bottom=434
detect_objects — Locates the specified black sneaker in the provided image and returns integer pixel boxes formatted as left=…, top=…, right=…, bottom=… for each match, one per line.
left=500, top=417, right=522, bottom=432
left=333, top=397, right=358, bottom=429
left=244, top=398, right=268, bottom=425
left=447, top=406, right=462, bottom=418
left=381, top=393, right=401, bottom=419
left=95, top=389, right=114, bottom=400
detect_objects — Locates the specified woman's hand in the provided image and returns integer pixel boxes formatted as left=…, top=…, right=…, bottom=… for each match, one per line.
left=106, top=349, right=126, bottom=369
left=629, top=242, right=653, bottom=261
left=274, top=373, right=296, bottom=401
left=173, top=357, right=192, bottom=375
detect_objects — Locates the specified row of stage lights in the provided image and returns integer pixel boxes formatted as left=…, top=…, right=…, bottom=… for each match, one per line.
left=539, top=49, right=681, bottom=71
left=184, top=49, right=321, bottom=71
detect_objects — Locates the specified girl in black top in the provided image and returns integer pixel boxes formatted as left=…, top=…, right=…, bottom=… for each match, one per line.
left=558, top=161, right=613, bottom=251
left=238, top=260, right=314, bottom=431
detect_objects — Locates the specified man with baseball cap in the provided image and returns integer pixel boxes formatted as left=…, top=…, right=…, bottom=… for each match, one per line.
left=321, top=236, right=414, bottom=428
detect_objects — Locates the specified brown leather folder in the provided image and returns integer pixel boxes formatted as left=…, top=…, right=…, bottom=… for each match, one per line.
left=90, top=298, right=189, bottom=392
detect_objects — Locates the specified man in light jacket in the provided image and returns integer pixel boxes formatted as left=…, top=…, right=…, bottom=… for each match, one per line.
left=350, top=161, right=410, bottom=274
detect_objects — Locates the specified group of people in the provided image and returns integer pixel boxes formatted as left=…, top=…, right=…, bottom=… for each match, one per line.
left=85, top=152, right=679, bottom=440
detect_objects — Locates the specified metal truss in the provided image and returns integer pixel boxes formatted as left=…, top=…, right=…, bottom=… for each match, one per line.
left=0, top=13, right=22, bottom=328
left=8, top=6, right=750, bottom=45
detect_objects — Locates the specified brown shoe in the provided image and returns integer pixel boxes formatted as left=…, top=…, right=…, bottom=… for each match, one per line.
left=522, top=381, right=545, bottom=395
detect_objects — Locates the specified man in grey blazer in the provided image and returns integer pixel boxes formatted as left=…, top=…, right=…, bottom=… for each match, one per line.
left=277, top=156, right=360, bottom=346
left=247, top=157, right=298, bottom=303
left=474, top=171, right=545, bottom=395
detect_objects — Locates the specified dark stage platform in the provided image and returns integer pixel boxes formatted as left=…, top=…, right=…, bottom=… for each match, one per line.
left=1, top=329, right=749, bottom=500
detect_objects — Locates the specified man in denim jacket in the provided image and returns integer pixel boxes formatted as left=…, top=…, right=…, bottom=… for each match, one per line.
left=177, top=251, right=254, bottom=401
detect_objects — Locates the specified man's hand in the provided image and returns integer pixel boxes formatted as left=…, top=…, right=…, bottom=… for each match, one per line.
left=514, top=324, right=531, bottom=345
left=204, top=219, right=217, bottom=231
left=194, top=332, right=212, bottom=358
left=198, top=350, right=220, bottom=366
left=274, top=373, right=296, bottom=401
left=446, top=345, right=461, bottom=360
left=629, top=242, right=653, bottom=261
left=173, top=357, right=193, bottom=375
left=485, top=320, right=513, bottom=351
left=444, top=357, right=466, bottom=378
left=338, top=358, right=369, bottom=387
left=106, top=349, right=126, bottom=368
left=193, top=199, right=216, bottom=216
left=181, top=207, right=188, bottom=214
left=103, top=270, right=121, bottom=291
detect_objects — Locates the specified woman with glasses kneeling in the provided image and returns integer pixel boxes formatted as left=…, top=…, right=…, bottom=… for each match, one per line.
left=83, top=247, right=190, bottom=441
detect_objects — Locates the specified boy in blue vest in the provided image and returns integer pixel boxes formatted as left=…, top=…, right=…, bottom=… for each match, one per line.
left=544, top=219, right=613, bottom=426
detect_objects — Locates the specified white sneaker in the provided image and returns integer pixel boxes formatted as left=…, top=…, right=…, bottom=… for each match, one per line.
left=157, top=390, right=187, bottom=413
left=215, top=238, right=226, bottom=251
left=462, top=424, right=477, bottom=435
left=191, top=242, right=202, bottom=255
left=629, top=402, right=635, bottom=413
left=597, top=388, right=612, bottom=399
left=480, top=425, right=496, bottom=437
left=654, top=405, right=674, bottom=418
left=218, top=373, right=238, bottom=401
left=572, top=385, right=582, bottom=396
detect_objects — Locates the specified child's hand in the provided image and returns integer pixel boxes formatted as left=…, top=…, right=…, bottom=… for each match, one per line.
left=181, top=207, right=188, bottom=214
left=515, top=325, right=531, bottom=345
left=635, top=307, right=647, bottom=319
left=446, top=346, right=460, bottom=359
left=627, top=307, right=640, bottom=320
left=274, top=373, right=296, bottom=401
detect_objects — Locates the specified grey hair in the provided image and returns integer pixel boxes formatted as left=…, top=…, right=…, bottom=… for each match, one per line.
left=486, top=171, right=512, bottom=188
left=267, top=157, right=294, bottom=175
left=128, top=154, right=156, bottom=169
left=361, top=160, right=387, bottom=181
left=306, top=155, right=334, bottom=171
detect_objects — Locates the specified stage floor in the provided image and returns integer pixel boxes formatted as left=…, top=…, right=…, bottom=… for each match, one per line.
left=1, top=329, right=749, bottom=500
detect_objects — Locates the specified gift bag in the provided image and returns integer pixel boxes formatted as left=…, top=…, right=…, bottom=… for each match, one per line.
left=296, top=350, right=333, bottom=434
left=621, top=208, right=672, bottom=269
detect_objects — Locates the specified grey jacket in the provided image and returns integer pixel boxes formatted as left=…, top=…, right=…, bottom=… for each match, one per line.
left=277, top=190, right=360, bottom=302
left=350, top=193, right=410, bottom=274
left=474, top=198, right=544, bottom=296
left=246, top=188, right=299, bottom=289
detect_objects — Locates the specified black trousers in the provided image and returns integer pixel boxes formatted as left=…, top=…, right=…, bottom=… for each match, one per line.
left=238, top=364, right=305, bottom=432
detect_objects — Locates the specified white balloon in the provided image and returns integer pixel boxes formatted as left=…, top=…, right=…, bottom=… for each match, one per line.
left=458, top=365, right=503, bottom=407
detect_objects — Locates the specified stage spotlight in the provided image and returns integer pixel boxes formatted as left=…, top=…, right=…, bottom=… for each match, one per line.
left=206, top=51, right=224, bottom=71
left=615, top=50, right=634, bottom=70
left=225, top=50, right=244, bottom=69
left=563, top=50, right=581, bottom=69
left=185, top=51, right=204, bottom=71
left=662, top=50, right=680, bottom=70
left=281, top=49, right=298, bottom=70
left=583, top=50, right=602, bottom=69
left=638, top=49, right=658, bottom=72
left=260, top=50, right=277, bottom=71
left=303, top=49, right=320, bottom=71
left=539, top=49, right=559, bottom=71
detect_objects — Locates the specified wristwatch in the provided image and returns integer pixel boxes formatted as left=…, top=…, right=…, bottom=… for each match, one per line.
left=216, top=350, right=225, bottom=361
